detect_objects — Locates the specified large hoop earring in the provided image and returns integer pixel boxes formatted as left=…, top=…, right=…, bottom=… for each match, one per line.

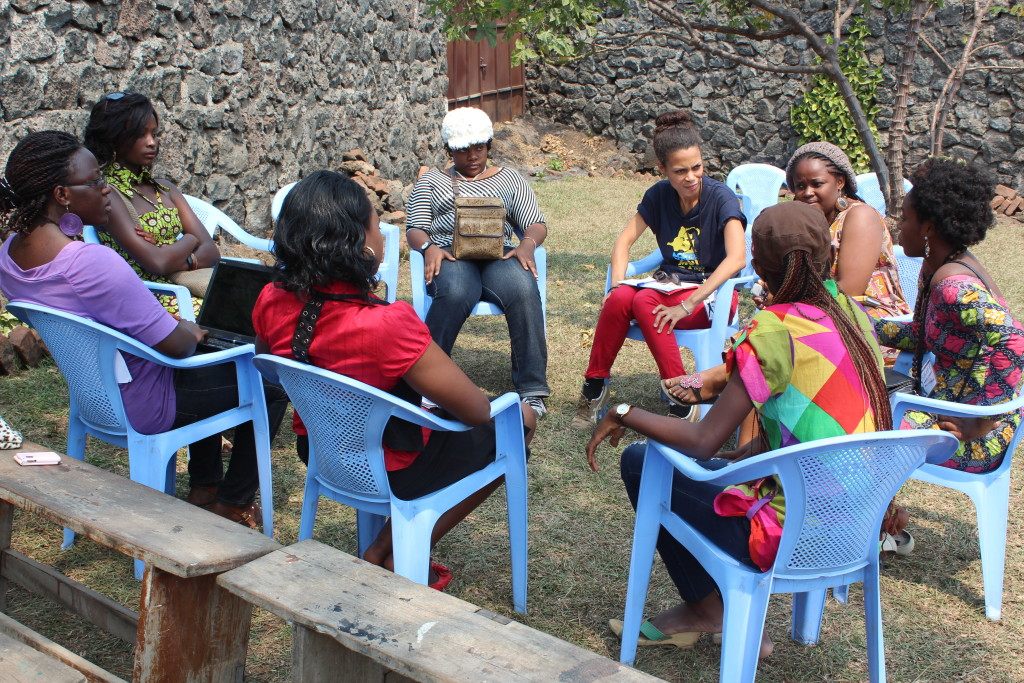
left=364, top=246, right=376, bottom=259
left=835, top=195, right=849, bottom=212
left=59, top=203, right=84, bottom=237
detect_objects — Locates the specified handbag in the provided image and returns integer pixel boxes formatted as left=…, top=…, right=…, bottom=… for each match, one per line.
left=169, top=267, right=215, bottom=298
left=884, top=368, right=915, bottom=397
left=450, top=170, right=505, bottom=260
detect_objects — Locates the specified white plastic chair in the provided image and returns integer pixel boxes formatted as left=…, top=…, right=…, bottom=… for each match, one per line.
left=604, top=250, right=755, bottom=416
left=725, top=164, right=786, bottom=225
left=7, top=302, right=276, bottom=579
left=183, top=194, right=273, bottom=253
left=855, top=173, right=913, bottom=216
left=619, top=430, right=959, bottom=681
left=253, top=354, right=528, bottom=612
left=270, top=182, right=298, bottom=222
left=410, top=245, right=548, bottom=331
left=891, top=389, right=1024, bottom=620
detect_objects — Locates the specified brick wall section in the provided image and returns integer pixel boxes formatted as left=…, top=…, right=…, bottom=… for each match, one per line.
left=0, top=0, right=450, bottom=236
left=526, top=1, right=1024, bottom=190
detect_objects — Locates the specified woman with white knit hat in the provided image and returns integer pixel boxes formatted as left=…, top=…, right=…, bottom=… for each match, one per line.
left=406, top=107, right=550, bottom=417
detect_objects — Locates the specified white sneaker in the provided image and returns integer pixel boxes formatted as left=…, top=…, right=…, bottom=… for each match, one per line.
left=522, top=396, right=548, bottom=419
left=571, top=383, right=610, bottom=430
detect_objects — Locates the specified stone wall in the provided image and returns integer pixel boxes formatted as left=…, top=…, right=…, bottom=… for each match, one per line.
left=526, top=1, right=1024, bottom=190
left=0, top=0, right=450, bottom=235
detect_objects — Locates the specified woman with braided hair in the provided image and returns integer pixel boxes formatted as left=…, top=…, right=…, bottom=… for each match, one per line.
left=83, top=92, right=219, bottom=317
left=587, top=201, right=890, bottom=657
left=875, top=158, right=1024, bottom=474
left=0, top=131, right=286, bottom=527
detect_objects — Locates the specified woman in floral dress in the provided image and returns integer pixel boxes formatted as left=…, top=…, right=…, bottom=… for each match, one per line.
left=875, top=158, right=1024, bottom=473
left=84, top=93, right=219, bottom=317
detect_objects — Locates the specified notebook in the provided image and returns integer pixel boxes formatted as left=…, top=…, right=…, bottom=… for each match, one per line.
left=196, top=260, right=275, bottom=350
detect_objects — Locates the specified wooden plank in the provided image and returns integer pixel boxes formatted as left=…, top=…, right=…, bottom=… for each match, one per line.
left=219, top=541, right=661, bottom=683
left=0, top=443, right=281, bottom=578
left=1, top=549, right=138, bottom=643
left=0, top=500, right=13, bottom=611
left=133, top=566, right=251, bottom=683
left=0, top=613, right=126, bottom=683
left=0, top=630, right=87, bottom=682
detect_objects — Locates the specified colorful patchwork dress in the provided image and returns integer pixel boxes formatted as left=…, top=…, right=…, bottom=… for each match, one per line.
left=718, top=280, right=883, bottom=568
left=875, top=274, right=1024, bottom=472
left=101, top=163, right=200, bottom=318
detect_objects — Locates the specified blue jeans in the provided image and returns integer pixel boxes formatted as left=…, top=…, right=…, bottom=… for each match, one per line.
left=426, top=247, right=548, bottom=397
left=620, top=442, right=754, bottom=602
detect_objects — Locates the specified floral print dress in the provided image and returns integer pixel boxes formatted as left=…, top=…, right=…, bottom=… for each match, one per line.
left=101, top=163, right=200, bottom=318
left=875, top=274, right=1024, bottom=472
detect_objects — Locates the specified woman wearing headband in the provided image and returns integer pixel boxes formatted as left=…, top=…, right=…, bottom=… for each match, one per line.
left=83, top=92, right=219, bottom=317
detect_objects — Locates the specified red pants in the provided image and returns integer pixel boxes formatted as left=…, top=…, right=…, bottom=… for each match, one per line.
left=584, top=285, right=738, bottom=380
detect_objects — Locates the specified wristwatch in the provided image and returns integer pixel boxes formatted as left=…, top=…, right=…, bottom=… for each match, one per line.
left=614, top=403, right=633, bottom=423
left=418, top=240, right=434, bottom=254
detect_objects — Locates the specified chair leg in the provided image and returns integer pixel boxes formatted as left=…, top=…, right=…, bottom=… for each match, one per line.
left=832, top=584, right=850, bottom=604
left=791, top=590, right=828, bottom=645
left=356, top=510, right=386, bottom=559
left=297, top=479, right=320, bottom=542
left=620, top=449, right=672, bottom=666
left=62, top=421, right=88, bottom=550
left=390, top=508, right=440, bottom=586
left=972, top=476, right=1010, bottom=621
left=504, top=454, right=529, bottom=615
left=719, top=584, right=771, bottom=683
left=862, top=564, right=887, bottom=683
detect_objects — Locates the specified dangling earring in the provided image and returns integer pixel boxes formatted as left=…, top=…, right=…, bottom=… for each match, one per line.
left=59, top=203, right=84, bottom=238
left=835, top=194, right=849, bottom=212
left=364, top=246, right=376, bottom=259
left=924, top=236, right=930, bottom=259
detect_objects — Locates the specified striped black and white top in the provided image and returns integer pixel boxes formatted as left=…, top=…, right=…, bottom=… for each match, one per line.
left=406, top=167, right=546, bottom=248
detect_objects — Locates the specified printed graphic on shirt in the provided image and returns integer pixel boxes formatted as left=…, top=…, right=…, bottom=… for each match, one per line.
left=667, top=224, right=700, bottom=267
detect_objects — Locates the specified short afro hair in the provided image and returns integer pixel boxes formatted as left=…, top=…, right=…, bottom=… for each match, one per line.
left=907, top=158, right=997, bottom=250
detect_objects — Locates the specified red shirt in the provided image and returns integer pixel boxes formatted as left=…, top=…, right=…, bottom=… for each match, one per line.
left=252, top=281, right=432, bottom=470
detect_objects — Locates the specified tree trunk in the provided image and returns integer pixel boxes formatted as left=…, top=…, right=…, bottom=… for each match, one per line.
left=825, top=59, right=889, bottom=203
left=930, top=0, right=992, bottom=155
left=883, top=0, right=931, bottom=221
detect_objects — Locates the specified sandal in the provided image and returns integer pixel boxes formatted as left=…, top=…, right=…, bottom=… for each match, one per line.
left=661, top=373, right=718, bottom=407
left=608, top=618, right=702, bottom=650
left=428, top=559, right=453, bottom=591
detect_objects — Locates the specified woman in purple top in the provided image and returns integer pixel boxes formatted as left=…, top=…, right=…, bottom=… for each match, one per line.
left=0, top=131, right=286, bottom=527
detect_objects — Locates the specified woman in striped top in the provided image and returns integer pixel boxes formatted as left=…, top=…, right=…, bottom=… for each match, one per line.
left=406, top=107, right=549, bottom=416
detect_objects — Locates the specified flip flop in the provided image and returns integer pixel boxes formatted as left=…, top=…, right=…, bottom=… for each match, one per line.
left=661, top=375, right=718, bottom=407
left=608, top=618, right=702, bottom=649
left=428, top=559, right=453, bottom=591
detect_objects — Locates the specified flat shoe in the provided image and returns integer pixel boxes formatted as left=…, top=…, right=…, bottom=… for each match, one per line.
left=428, top=559, right=453, bottom=591
left=208, top=501, right=262, bottom=529
left=608, top=618, right=701, bottom=650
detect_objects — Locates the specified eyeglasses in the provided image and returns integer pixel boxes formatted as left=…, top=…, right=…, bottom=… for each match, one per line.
left=105, top=92, right=126, bottom=101
left=65, top=177, right=109, bottom=190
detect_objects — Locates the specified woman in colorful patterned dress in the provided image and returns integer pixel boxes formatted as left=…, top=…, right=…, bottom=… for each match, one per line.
left=586, top=201, right=890, bottom=656
left=83, top=93, right=219, bottom=317
left=875, top=158, right=1024, bottom=473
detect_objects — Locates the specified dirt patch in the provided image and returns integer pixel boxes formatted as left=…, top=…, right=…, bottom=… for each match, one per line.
left=492, top=115, right=638, bottom=181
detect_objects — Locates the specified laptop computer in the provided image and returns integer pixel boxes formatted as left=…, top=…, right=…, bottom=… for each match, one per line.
left=195, top=260, right=275, bottom=351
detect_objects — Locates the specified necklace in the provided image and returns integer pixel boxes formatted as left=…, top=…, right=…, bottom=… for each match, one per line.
left=454, top=168, right=488, bottom=181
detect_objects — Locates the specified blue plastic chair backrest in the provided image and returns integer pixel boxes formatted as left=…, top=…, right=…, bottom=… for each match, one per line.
left=6, top=302, right=138, bottom=434
left=253, top=355, right=461, bottom=503
left=854, top=173, right=913, bottom=216
left=725, top=164, right=786, bottom=223
left=891, top=245, right=922, bottom=310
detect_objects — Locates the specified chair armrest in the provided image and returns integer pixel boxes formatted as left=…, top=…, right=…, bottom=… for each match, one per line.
left=890, top=390, right=1024, bottom=424
left=488, top=392, right=522, bottom=418
left=124, top=340, right=256, bottom=369
left=143, top=282, right=196, bottom=322
left=604, top=249, right=664, bottom=294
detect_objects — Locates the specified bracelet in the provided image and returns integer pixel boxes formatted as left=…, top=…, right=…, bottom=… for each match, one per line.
left=186, top=254, right=197, bottom=271
left=521, top=236, right=538, bottom=248
left=680, top=301, right=692, bottom=315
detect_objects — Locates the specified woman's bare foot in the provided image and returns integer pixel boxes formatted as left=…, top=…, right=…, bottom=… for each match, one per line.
left=662, top=364, right=729, bottom=404
left=648, top=596, right=773, bottom=659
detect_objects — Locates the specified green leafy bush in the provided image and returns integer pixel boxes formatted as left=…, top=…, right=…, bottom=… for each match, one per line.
left=790, top=18, right=882, bottom=173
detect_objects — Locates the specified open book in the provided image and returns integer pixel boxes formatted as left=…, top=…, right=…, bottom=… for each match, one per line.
left=618, top=277, right=700, bottom=293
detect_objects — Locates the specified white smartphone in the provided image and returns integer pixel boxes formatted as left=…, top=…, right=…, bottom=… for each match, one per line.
left=14, top=452, right=62, bottom=466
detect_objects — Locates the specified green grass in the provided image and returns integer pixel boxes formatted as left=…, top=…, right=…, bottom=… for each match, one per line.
left=1, top=177, right=1022, bottom=681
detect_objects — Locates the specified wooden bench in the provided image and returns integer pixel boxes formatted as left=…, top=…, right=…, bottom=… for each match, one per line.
left=0, top=441, right=282, bottom=683
left=218, top=539, right=663, bottom=682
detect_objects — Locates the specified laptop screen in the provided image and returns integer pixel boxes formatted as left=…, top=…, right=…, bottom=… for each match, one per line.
left=196, top=260, right=275, bottom=341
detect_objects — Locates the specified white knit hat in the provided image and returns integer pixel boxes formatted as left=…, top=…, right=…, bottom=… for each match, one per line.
left=441, top=107, right=493, bottom=150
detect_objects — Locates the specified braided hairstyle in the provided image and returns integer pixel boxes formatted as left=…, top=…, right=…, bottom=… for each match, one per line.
left=0, top=131, right=83, bottom=239
left=652, top=110, right=703, bottom=165
left=906, top=158, right=996, bottom=393
left=763, top=250, right=893, bottom=450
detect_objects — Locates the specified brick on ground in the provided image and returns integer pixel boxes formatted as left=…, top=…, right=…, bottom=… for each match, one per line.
left=992, top=196, right=1006, bottom=211
left=995, top=184, right=1017, bottom=200
left=0, top=335, right=18, bottom=375
left=7, top=326, right=47, bottom=367
left=1003, top=197, right=1022, bottom=216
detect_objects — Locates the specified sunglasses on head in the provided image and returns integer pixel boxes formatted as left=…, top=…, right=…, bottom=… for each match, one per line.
left=105, top=92, right=126, bottom=101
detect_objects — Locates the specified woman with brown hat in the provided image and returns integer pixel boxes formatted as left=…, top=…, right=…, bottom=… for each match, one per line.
left=586, top=200, right=891, bottom=656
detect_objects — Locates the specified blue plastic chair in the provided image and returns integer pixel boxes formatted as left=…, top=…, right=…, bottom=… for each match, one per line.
left=891, top=245, right=922, bottom=313
left=252, top=354, right=528, bottom=612
left=725, top=163, right=786, bottom=225
left=270, top=182, right=399, bottom=303
left=892, top=389, right=1024, bottom=620
left=604, top=250, right=756, bottom=416
left=6, top=302, right=275, bottom=579
left=619, top=430, right=959, bottom=681
left=409, top=244, right=548, bottom=331
left=855, top=173, right=913, bottom=216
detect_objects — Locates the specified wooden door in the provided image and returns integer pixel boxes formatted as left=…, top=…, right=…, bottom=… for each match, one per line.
left=446, top=27, right=525, bottom=122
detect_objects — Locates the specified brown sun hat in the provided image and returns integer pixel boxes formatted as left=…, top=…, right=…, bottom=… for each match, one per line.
left=751, top=201, right=832, bottom=281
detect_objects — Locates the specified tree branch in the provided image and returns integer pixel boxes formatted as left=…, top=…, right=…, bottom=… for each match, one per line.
left=920, top=33, right=952, bottom=71
left=638, top=27, right=826, bottom=74
left=643, top=0, right=798, bottom=41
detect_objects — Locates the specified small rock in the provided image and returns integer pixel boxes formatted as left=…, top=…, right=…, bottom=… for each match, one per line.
left=343, top=149, right=367, bottom=161
left=7, top=327, right=46, bottom=367
left=0, top=335, right=19, bottom=375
